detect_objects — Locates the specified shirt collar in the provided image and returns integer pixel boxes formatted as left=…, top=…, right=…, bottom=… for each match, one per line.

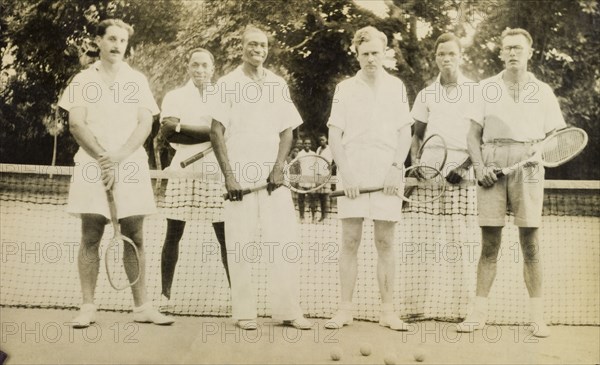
left=434, top=71, right=470, bottom=86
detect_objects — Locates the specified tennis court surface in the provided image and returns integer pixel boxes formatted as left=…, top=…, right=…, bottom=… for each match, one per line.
left=1, top=164, right=599, bottom=364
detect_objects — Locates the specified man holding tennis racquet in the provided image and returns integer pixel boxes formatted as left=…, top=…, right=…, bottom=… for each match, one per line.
left=325, top=26, right=412, bottom=331
left=460, top=28, right=566, bottom=337
left=59, top=19, right=173, bottom=327
left=409, top=32, right=476, bottom=319
left=209, top=26, right=312, bottom=331
left=410, top=33, right=474, bottom=183
left=158, top=48, right=230, bottom=312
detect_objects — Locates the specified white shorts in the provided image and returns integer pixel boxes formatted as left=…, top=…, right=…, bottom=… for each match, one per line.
left=67, top=148, right=156, bottom=221
left=337, top=145, right=403, bottom=222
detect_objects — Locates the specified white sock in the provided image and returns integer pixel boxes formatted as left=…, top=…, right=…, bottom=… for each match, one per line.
left=530, top=298, right=545, bottom=321
left=473, top=296, right=488, bottom=314
left=133, top=302, right=152, bottom=312
left=380, top=302, right=394, bottom=313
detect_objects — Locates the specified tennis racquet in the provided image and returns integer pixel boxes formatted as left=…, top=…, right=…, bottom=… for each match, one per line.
left=223, top=154, right=333, bottom=201
left=479, top=127, right=588, bottom=185
left=330, top=165, right=447, bottom=204
left=411, top=133, right=448, bottom=179
left=403, top=134, right=448, bottom=203
left=180, top=146, right=213, bottom=168
left=104, top=189, right=141, bottom=291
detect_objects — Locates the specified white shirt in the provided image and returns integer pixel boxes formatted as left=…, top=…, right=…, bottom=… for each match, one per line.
left=316, top=145, right=333, bottom=164
left=327, top=70, right=412, bottom=153
left=58, top=61, right=159, bottom=153
left=411, top=73, right=476, bottom=151
left=161, top=80, right=214, bottom=169
left=210, top=66, right=303, bottom=186
left=467, top=71, right=566, bottom=142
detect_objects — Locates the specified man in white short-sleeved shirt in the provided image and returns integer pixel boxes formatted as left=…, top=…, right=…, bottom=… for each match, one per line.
left=410, top=33, right=475, bottom=182
left=210, top=26, right=312, bottom=331
left=58, top=19, right=173, bottom=327
left=459, top=28, right=566, bottom=337
left=409, top=32, right=477, bottom=319
left=158, top=48, right=229, bottom=311
left=325, top=26, right=412, bottom=331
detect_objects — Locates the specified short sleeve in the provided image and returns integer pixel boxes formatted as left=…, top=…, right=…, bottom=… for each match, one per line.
left=396, top=82, right=413, bottom=130
left=135, top=75, right=160, bottom=116
left=58, top=72, right=86, bottom=111
left=278, top=83, right=303, bottom=132
left=543, top=86, right=567, bottom=133
left=209, top=79, right=231, bottom=129
left=465, top=82, right=485, bottom=126
left=160, top=91, right=180, bottom=120
left=410, top=89, right=429, bottom=124
left=327, top=82, right=347, bottom=131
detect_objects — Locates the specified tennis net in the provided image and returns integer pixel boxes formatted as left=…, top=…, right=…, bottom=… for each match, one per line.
left=1, top=164, right=598, bottom=325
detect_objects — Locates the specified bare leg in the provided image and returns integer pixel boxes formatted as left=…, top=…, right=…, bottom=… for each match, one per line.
left=120, top=215, right=147, bottom=307
left=475, top=226, right=503, bottom=297
left=373, top=220, right=396, bottom=303
left=161, top=219, right=186, bottom=298
left=78, top=214, right=106, bottom=304
left=339, top=218, right=363, bottom=302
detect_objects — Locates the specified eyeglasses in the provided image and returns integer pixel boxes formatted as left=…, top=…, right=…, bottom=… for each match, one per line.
left=502, top=45, right=525, bottom=54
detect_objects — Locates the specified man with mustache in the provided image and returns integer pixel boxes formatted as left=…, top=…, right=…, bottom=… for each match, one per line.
left=59, top=19, right=173, bottom=327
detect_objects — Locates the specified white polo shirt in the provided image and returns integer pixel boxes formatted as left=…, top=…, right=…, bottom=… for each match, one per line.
left=210, top=66, right=303, bottom=187
left=411, top=73, right=476, bottom=152
left=327, top=70, right=412, bottom=153
left=59, top=60, right=159, bottom=152
left=467, top=71, right=566, bottom=142
left=161, top=80, right=216, bottom=170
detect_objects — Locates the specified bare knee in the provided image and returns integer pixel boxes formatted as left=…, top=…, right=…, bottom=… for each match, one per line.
left=481, top=226, right=502, bottom=262
left=120, top=216, right=145, bottom=246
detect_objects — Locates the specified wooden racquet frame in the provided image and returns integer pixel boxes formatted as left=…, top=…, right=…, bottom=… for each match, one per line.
left=104, top=189, right=141, bottom=291
left=223, top=155, right=333, bottom=200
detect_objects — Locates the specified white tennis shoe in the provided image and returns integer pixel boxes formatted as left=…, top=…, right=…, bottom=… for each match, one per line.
left=71, top=303, right=97, bottom=328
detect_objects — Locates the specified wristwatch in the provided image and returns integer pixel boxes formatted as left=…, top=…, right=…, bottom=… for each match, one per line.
left=175, top=122, right=182, bottom=133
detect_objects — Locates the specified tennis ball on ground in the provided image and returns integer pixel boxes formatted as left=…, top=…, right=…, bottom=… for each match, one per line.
left=330, top=347, right=343, bottom=361
left=414, top=348, right=425, bottom=362
left=383, top=353, right=397, bottom=365
left=360, top=343, right=372, bottom=356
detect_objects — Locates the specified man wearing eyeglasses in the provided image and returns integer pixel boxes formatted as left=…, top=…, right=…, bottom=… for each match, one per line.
left=461, top=28, right=566, bottom=337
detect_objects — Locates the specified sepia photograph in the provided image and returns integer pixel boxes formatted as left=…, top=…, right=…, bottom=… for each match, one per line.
left=1, top=0, right=599, bottom=364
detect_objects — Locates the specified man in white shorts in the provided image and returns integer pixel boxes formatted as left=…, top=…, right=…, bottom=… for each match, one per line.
left=409, top=33, right=476, bottom=319
left=59, top=19, right=173, bottom=327
left=210, top=26, right=312, bottom=331
left=325, top=26, right=412, bottom=331
left=159, top=48, right=229, bottom=311
left=460, top=28, right=566, bottom=337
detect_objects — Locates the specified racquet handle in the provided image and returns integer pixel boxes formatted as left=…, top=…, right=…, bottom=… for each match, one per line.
left=477, top=168, right=506, bottom=186
left=222, top=185, right=267, bottom=200
left=330, top=187, right=383, bottom=198
left=180, top=147, right=213, bottom=168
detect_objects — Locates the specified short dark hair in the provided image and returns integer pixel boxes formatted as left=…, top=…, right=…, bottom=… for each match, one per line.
left=501, top=28, right=533, bottom=46
left=187, top=47, right=215, bottom=64
left=434, top=33, right=461, bottom=54
left=96, top=19, right=134, bottom=38
left=242, top=25, right=268, bottom=44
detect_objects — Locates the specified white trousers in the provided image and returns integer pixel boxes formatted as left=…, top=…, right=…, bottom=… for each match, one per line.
left=224, top=187, right=303, bottom=321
